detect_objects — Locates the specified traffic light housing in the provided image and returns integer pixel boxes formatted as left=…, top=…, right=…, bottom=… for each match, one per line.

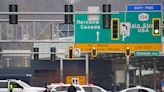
left=162, top=21, right=164, bottom=36
left=68, top=46, right=74, bottom=60
left=33, top=47, right=39, bottom=60
left=9, top=4, right=18, bottom=24
left=111, top=18, right=120, bottom=40
left=65, top=5, right=73, bottom=24
left=152, top=18, right=160, bottom=36
left=102, top=4, right=111, bottom=29
left=126, top=46, right=130, bottom=57
left=91, top=46, right=97, bottom=57
left=51, top=47, right=56, bottom=61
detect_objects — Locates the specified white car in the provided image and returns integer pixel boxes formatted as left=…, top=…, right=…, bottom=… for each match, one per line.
left=47, top=83, right=85, bottom=92
left=0, top=79, right=46, bottom=92
left=119, top=86, right=155, bottom=92
left=81, top=84, right=109, bottom=92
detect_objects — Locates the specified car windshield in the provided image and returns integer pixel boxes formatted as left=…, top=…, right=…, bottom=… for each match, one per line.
left=83, top=87, right=92, bottom=92
left=83, top=86, right=102, bottom=92
left=17, top=81, right=31, bottom=88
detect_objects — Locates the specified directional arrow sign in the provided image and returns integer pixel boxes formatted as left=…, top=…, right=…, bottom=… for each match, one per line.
left=74, top=48, right=81, bottom=57
left=120, top=22, right=130, bottom=35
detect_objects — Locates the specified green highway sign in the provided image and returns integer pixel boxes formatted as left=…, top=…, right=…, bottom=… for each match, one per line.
left=75, top=12, right=162, bottom=44
left=134, top=51, right=160, bottom=56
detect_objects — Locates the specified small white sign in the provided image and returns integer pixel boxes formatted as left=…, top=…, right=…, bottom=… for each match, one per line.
left=74, top=48, right=81, bottom=57
left=120, top=22, right=130, bottom=35
left=138, top=13, right=149, bottom=21
left=88, top=6, right=100, bottom=21
left=72, top=78, right=79, bottom=85
left=57, top=49, right=65, bottom=58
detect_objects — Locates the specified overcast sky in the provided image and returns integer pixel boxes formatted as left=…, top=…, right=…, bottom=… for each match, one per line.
left=0, top=0, right=163, bottom=12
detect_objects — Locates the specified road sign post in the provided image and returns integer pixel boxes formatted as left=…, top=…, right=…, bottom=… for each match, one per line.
left=85, top=53, right=89, bottom=85
left=125, top=46, right=130, bottom=88
left=60, top=58, right=63, bottom=83
left=126, top=56, right=130, bottom=88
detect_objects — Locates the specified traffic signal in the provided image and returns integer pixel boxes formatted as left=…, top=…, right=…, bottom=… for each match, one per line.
left=102, top=4, right=111, bottom=29
left=111, top=18, right=120, bottom=40
left=163, top=21, right=164, bottom=36
left=152, top=18, right=160, bottom=36
left=9, top=4, right=18, bottom=24
left=51, top=47, right=56, bottom=61
left=68, top=46, right=74, bottom=60
left=126, top=46, right=130, bottom=57
left=65, top=5, right=73, bottom=24
left=91, top=46, right=97, bottom=57
left=33, top=47, right=39, bottom=60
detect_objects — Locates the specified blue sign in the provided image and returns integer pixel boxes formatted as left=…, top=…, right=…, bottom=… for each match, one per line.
left=127, top=4, right=161, bottom=11
left=162, top=80, right=164, bottom=86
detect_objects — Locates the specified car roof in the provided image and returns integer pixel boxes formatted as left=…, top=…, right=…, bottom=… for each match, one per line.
left=49, top=83, right=85, bottom=92
left=0, top=79, right=21, bottom=82
left=120, top=86, right=155, bottom=92
left=47, top=83, right=83, bottom=88
left=47, top=83, right=68, bottom=88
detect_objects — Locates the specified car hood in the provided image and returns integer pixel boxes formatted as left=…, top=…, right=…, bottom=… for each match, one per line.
left=30, top=87, right=46, bottom=90
left=24, top=87, right=46, bottom=92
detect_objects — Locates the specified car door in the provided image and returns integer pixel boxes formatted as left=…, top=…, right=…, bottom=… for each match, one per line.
left=0, top=81, right=8, bottom=92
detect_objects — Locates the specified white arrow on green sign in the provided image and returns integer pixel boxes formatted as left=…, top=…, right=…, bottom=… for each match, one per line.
left=134, top=51, right=159, bottom=56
